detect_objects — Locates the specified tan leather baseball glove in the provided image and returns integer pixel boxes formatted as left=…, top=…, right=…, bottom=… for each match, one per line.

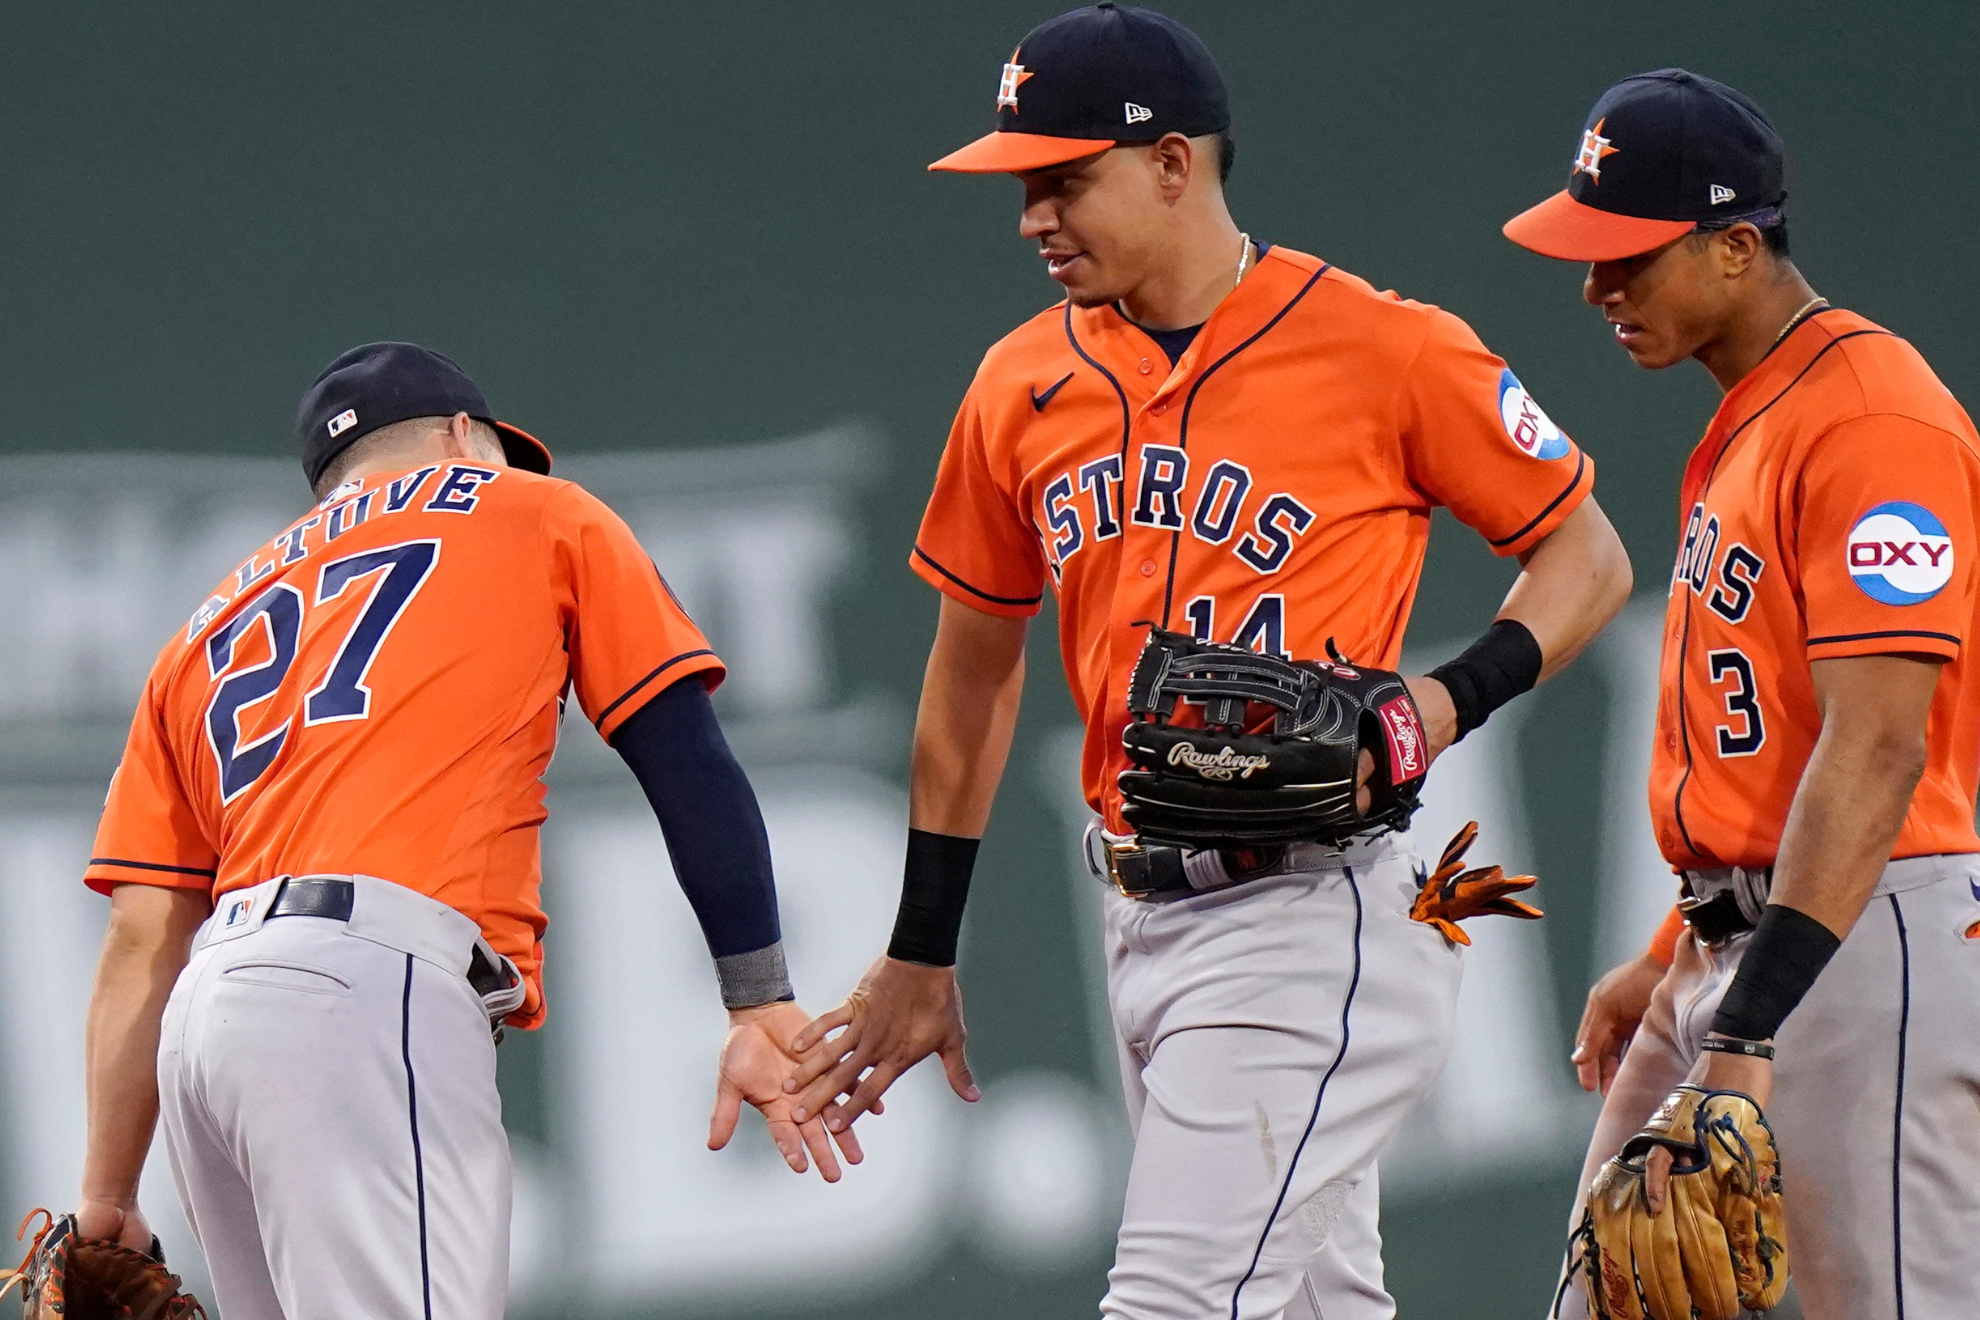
left=0, top=1210, right=206, bottom=1319
left=1575, top=1084, right=1789, bottom=1319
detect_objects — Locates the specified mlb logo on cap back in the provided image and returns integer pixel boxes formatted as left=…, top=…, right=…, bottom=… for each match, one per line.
left=294, top=341, right=552, bottom=488
left=929, top=3, right=1230, bottom=175
left=1848, top=501, right=1955, bottom=605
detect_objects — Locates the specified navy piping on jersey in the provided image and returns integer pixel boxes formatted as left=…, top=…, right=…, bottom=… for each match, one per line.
left=1122, top=243, right=1283, bottom=368
left=401, top=954, right=434, bottom=1320
left=1889, top=893, right=1912, bottom=1320
left=1062, top=303, right=1134, bottom=529
left=591, top=649, right=717, bottom=731
left=1230, top=864, right=1363, bottom=1318
left=1164, top=264, right=1331, bottom=627
left=1806, top=628, right=1961, bottom=648
left=88, top=857, right=218, bottom=878
left=911, top=546, right=1046, bottom=608
left=1489, top=450, right=1588, bottom=549
left=1668, top=324, right=1891, bottom=856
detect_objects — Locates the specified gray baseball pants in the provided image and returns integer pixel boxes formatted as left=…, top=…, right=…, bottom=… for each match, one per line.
left=1100, top=833, right=1462, bottom=1320
left=1553, top=854, right=1980, bottom=1320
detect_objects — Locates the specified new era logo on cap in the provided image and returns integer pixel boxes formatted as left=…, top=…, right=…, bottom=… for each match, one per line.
left=327, top=408, right=358, bottom=438
left=1710, top=184, right=1737, bottom=205
left=1125, top=101, right=1152, bottom=123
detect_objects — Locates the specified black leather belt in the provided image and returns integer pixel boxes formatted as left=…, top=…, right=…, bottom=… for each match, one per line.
left=268, top=875, right=354, bottom=921
left=1677, top=891, right=1754, bottom=945
left=264, top=875, right=515, bottom=998
left=1103, top=842, right=1289, bottom=900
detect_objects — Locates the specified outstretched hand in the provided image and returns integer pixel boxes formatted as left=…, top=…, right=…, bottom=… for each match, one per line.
left=785, top=957, right=980, bottom=1133
left=708, top=1001, right=866, bottom=1183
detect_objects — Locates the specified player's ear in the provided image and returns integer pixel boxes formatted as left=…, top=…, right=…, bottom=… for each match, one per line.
left=1715, top=224, right=1764, bottom=280
left=1150, top=133, right=1194, bottom=202
left=441, top=412, right=479, bottom=461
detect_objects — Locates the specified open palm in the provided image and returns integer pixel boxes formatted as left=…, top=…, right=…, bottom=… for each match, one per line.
left=709, top=1001, right=869, bottom=1183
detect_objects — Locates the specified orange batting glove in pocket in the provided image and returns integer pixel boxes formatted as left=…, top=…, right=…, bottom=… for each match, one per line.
left=1409, top=820, right=1544, bottom=947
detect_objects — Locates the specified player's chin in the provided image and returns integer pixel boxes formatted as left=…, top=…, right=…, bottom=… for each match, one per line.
left=1064, top=282, right=1125, bottom=309
left=1611, top=325, right=1683, bottom=370
left=1055, top=265, right=1123, bottom=308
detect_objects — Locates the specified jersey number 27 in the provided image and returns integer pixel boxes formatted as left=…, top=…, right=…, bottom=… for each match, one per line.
left=202, top=539, right=440, bottom=802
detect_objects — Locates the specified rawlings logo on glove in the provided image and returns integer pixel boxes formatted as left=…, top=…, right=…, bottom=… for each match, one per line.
left=1166, top=742, right=1272, bottom=780
left=1378, top=696, right=1427, bottom=779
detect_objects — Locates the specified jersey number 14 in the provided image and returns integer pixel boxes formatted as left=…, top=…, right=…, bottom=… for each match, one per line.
left=202, top=539, right=440, bottom=802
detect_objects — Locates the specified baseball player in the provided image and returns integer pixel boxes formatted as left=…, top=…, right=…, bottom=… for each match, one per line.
left=1505, top=72, right=1980, bottom=1320
left=68, top=342, right=857, bottom=1319
left=784, top=6, right=1632, bottom=1317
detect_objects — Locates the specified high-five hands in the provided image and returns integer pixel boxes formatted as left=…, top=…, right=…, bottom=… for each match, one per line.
left=708, top=1000, right=869, bottom=1182
left=784, top=957, right=980, bottom=1135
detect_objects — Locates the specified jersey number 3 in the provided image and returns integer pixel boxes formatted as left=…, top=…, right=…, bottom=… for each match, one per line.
left=203, top=540, right=440, bottom=801
left=1706, top=647, right=1766, bottom=758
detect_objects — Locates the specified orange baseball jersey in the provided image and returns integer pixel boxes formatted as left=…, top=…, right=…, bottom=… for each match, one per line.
left=913, top=245, right=1595, bottom=830
left=1648, top=309, right=1980, bottom=870
left=86, top=461, right=723, bottom=1027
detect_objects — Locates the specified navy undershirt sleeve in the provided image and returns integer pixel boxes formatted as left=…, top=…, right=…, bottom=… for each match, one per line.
left=609, top=675, right=781, bottom=960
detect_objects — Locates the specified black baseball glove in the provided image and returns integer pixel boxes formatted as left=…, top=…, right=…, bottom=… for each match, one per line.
left=1117, top=629, right=1430, bottom=848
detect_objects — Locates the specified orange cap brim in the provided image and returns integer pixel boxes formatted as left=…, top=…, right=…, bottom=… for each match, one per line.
left=929, top=130, right=1118, bottom=174
left=495, top=420, right=552, bottom=476
left=1503, top=189, right=1696, bottom=262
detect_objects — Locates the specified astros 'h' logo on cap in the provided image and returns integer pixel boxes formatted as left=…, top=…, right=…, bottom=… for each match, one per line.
left=1573, top=117, right=1620, bottom=182
left=996, top=50, right=1034, bottom=111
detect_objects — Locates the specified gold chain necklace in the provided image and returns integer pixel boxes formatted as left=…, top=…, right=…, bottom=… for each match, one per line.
left=1771, top=296, right=1830, bottom=351
left=1235, top=231, right=1252, bottom=284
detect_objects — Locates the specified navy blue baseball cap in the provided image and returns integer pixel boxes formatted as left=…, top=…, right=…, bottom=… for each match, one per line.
left=929, top=3, right=1229, bottom=174
left=1505, top=69, right=1787, bottom=261
left=296, top=342, right=551, bottom=488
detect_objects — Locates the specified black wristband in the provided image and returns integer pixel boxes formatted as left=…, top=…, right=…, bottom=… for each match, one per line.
left=1709, top=904, right=1843, bottom=1043
left=1426, top=618, right=1543, bottom=742
left=1699, top=1037, right=1776, bottom=1060
left=886, top=829, right=981, bottom=967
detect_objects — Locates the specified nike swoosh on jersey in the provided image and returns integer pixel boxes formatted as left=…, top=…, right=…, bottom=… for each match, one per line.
left=1970, top=876, right=1980, bottom=903
left=1030, top=372, right=1075, bottom=411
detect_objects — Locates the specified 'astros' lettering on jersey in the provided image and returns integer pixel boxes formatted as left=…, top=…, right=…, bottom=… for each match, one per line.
left=1650, top=310, right=1980, bottom=870
left=913, top=245, right=1595, bottom=829
left=86, top=462, right=723, bottom=1027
